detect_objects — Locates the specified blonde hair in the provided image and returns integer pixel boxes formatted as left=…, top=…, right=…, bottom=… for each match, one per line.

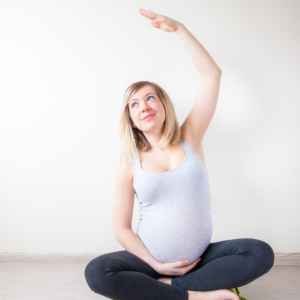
left=118, top=81, right=181, bottom=163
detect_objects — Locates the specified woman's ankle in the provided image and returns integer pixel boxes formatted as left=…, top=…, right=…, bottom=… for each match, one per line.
left=188, top=290, right=199, bottom=300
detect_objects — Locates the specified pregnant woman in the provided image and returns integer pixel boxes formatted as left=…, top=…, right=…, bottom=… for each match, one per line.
left=84, top=9, right=274, bottom=300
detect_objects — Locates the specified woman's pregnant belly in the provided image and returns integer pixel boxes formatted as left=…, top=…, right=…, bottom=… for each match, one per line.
left=136, top=210, right=213, bottom=264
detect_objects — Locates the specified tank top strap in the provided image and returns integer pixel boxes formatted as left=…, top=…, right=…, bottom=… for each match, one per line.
left=133, top=150, right=142, bottom=171
left=181, top=138, right=207, bottom=170
left=180, top=138, right=192, bottom=155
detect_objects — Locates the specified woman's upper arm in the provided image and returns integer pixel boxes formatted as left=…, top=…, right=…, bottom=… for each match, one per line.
left=181, top=75, right=222, bottom=148
left=113, top=159, right=135, bottom=238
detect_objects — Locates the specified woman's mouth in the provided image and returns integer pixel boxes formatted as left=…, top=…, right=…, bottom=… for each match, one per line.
left=143, top=114, right=155, bottom=121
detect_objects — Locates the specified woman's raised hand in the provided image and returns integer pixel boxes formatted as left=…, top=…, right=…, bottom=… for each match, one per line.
left=139, top=8, right=182, bottom=33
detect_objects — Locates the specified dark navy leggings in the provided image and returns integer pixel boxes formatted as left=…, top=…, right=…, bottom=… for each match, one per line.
left=84, top=238, right=274, bottom=300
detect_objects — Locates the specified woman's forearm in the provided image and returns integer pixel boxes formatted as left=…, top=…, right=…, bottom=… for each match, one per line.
left=115, top=228, right=161, bottom=272
left=175, top=23, right=222, bottom=78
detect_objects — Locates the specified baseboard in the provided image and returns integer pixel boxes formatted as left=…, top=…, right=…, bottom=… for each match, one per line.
left=0, top=253, right=100, bottom=264
left=273, top=253, right=300, bottom=265
left=0, top=252, right=299, bottom=265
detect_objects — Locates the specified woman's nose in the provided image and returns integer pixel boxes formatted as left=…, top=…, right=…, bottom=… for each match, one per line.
left=140, top=102, right=151, bottom=111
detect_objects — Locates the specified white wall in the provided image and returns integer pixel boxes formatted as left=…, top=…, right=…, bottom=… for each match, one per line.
left=0, top=0, right=299, bottom=253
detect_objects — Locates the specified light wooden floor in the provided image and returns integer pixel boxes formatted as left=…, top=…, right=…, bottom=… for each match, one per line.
left=0, top=262, right=299, bottom=300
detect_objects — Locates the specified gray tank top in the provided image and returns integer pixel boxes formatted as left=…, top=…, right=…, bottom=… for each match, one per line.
left=133, top=139, right=213, bottom=264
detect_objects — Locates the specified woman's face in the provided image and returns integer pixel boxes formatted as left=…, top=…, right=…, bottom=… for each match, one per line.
left=128, top=85, right=166, bottom=134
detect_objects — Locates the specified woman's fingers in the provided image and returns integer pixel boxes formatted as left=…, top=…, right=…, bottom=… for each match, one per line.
left=139, top=8, right=152, bottom=19
left=173, top=260, right=188, bottom=268
left=174, top=258, right=200, bottom=276
left=186, top=258, right=201, bottom=267
left=139, top=8, right=161, bottom=21
left=179, top=258, right=201, bottom=267
left=139, top=8, right=179, bottom=33
left=151, top=21, right=161, bottom=29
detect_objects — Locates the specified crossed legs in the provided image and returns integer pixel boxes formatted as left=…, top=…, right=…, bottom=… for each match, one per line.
left=84, top=238, right=274, bottom=300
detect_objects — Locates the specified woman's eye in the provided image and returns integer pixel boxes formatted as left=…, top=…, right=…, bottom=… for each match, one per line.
left=132, top=96, right=154, bottom=108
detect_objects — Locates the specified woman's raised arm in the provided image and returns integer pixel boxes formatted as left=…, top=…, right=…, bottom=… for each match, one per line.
left=139, top=8, right=222, bottom=148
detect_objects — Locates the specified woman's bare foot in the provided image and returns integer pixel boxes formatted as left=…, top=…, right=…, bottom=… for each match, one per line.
left=188, top=289, right=240, bottom=300
left=157, top=277, right=172, bottom=284
left=157, top=278, right=240, bottom=300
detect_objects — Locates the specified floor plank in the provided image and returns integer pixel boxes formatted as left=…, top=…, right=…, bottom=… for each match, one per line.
left=0, top=262, right=299, bottom=299
left=239, top=265, right=300, bottom=300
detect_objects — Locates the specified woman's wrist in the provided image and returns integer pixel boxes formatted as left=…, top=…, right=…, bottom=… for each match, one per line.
left=174, top=22, right=185, bottom=34
left=153, top=260, right=162, bottom=273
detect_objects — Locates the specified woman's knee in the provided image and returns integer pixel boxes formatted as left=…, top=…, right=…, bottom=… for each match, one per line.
left=85, top=255, right=105, bottom=292
left=84, top=250, right=126, bottom=293
left=256, top=239, right=275, bottom=272
left=246, top=238, right=275, bottom=275
left=84, top=253, right=115, bottom=293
